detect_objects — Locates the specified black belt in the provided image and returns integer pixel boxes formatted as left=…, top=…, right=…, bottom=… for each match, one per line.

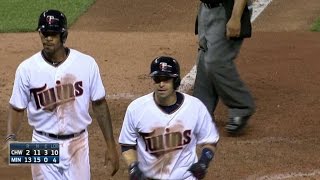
left=35, top=129, right=86, bottom=140
left=203, top=2, right=223, bottom=9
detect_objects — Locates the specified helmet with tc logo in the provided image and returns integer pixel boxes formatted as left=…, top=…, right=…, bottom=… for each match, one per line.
left=150, top=56, right=181, bottom=89
left=37, top=9, right=68, bottom=43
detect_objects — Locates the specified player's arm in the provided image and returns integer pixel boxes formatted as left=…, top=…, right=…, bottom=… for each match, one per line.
left=188, top=102, right=220, bottom=179
left=118, top=107, right=146, bottom=179
left=92, top=98, right=115, bottom=149
left=5, top=106, right=24, bottom=143
left=188, top=143, right=218, bottom=179
left=198, top=143, right=218, bottom=167
left=1, top=105, right=24, bottom=161
left=121, top=145, right=146, bottom=179
left=92, top=98, right=119, bottom=176
left=121, top=145, right=137, bottom=166
left=226, top=0, right=248, bottom=38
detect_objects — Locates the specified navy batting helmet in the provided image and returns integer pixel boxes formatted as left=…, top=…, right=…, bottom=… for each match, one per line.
left=150, top=56, right=181, bottom=89
left=37, top=9, right=68, bottom=43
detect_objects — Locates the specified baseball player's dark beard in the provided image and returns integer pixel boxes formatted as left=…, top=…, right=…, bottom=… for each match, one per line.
left=43, top=47, right=54, bottom=56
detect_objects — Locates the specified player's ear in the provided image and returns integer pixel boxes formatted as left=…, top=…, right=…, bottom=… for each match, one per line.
left=174, top=77, right=181, bottom=90
left=61, top=31, right=68, bottom=44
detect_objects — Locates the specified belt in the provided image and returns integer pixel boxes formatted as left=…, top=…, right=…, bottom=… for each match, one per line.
left=35, top=129, right=86, bottom=140
left=203, top=2, right=223, bottom=9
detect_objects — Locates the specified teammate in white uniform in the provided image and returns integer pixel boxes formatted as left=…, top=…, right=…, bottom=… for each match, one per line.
left=119, top=56, right=219, bottom=180
left=3, top=9, right=119, bottom=179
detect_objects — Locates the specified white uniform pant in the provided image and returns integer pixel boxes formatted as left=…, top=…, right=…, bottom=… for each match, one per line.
left=31, top=130, right=90, bottom=180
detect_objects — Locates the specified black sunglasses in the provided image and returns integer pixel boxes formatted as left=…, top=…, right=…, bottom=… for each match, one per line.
left=152, top=76, right=173, bottom=84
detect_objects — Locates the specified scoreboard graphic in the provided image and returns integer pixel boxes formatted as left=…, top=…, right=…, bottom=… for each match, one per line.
left=9, top=142, right=59, bottom=165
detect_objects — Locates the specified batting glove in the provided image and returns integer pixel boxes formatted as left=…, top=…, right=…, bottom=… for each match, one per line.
left=188, top=148, right=214, bottom=179
left=188, top=162, right=207, bottom=179
left=128, top=161, right=147, bottom=180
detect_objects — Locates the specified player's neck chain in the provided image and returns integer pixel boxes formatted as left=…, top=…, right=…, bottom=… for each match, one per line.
left=41, top=48, right=70, bottom=67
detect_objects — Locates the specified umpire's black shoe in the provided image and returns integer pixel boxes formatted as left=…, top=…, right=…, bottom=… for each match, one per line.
left=225, top=115, right=251, bottom=134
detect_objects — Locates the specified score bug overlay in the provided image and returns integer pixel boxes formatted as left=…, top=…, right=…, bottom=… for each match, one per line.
left=9, top=142, right=59, bottom=165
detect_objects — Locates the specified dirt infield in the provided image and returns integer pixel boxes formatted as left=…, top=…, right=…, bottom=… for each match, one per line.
left=1, top=0, right=320, bottom=179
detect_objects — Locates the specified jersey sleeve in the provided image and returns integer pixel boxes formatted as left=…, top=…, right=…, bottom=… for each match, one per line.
left=9, top=64, right=30, bottom=109
left=89, top=60, right=106, bottom=101
left=195, top=103, right=219, bottom=145
left=118, top=107, right=138, bottom=145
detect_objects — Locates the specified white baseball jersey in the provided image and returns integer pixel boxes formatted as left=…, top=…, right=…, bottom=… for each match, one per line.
left=119, top=92, right=219, bottom=180
left=9, top=48, right=106, bottom=134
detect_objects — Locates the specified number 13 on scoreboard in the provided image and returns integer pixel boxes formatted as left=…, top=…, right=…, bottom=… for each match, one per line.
left=9, top=142, right=60, bottom=165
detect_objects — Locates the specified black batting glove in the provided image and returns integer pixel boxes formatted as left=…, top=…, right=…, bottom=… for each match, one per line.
left=188, top=148, right=214, bottom=179
left=188, top=162, right=207, bottom=179
left=128, top=161, right=147, bottom=180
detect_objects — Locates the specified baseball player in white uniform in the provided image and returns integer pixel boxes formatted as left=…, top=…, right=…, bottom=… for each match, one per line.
left=3, top=9, right=119, bottom=179
left=119, top=56, right=220, bottom=180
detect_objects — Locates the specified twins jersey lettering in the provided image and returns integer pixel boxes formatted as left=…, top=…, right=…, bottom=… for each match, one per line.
left=9, top=49, right=106, bottom=134
left=119, top=93, right=219, bottom=180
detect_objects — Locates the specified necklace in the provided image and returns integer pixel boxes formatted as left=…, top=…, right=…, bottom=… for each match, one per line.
left=52, top=61, right=60, bottom=65
left=41, top=48, right=69, bottom=66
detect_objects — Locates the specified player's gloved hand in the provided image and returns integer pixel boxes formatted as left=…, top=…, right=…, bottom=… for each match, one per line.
left=188, top=162, right=207, bottom=179
left=128, top=161, right=147, bottom=180
left=188, top=148, right=214, bottom=179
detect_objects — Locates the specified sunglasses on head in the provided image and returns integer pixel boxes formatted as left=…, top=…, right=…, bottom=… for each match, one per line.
left=41, top=31, right=60, bottom=37
left=152, top=76, right=173, bottom=83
